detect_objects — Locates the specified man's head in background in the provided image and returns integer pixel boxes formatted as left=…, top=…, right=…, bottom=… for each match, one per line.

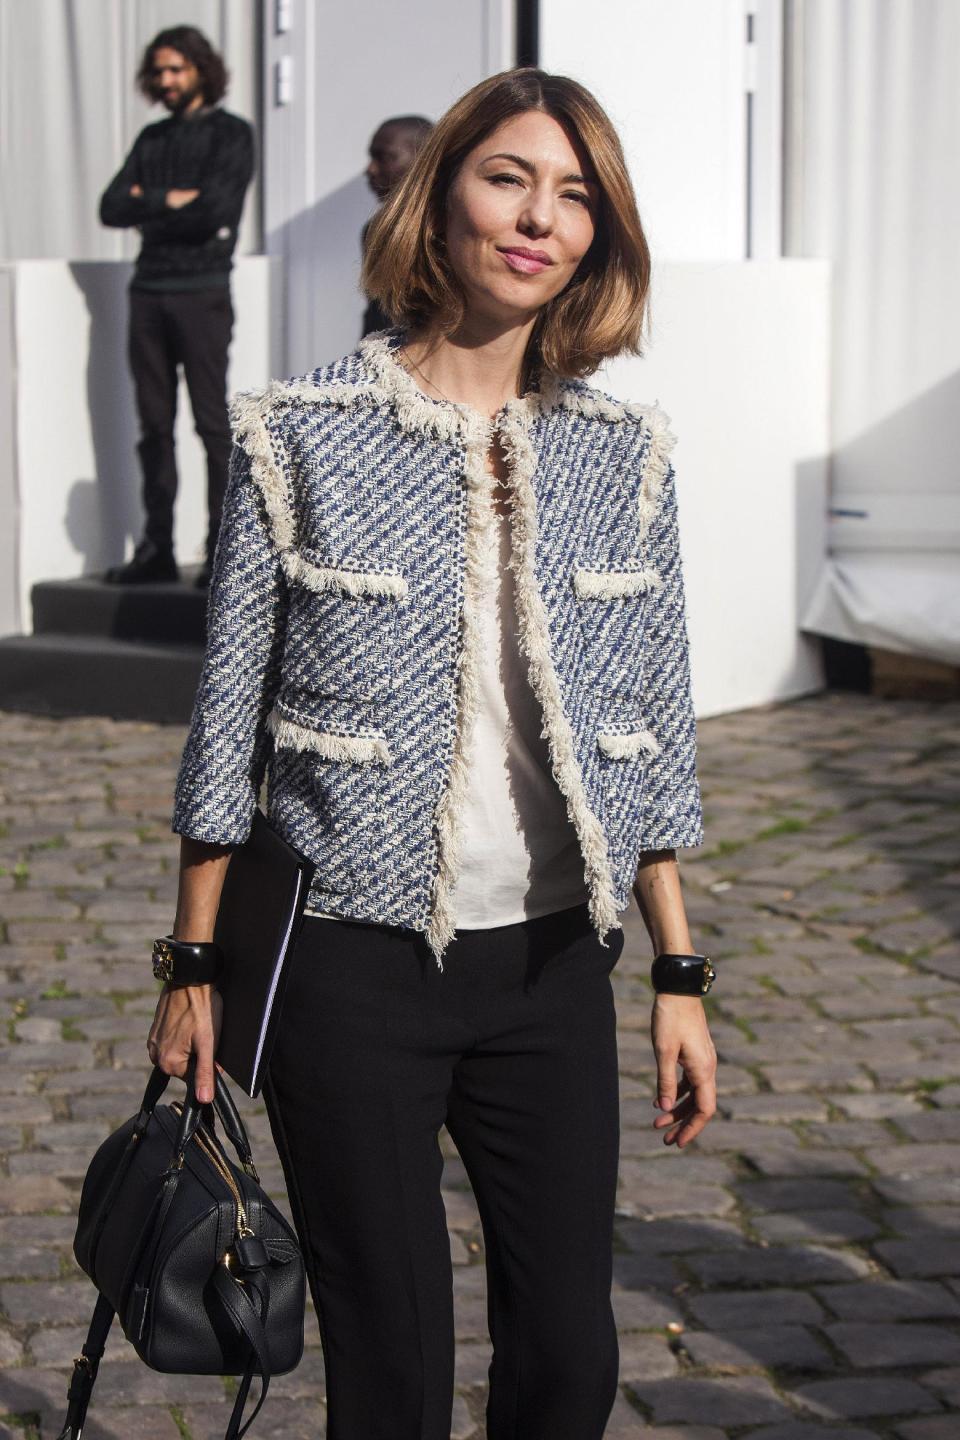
left=137, top=26, right=228, bottom=115
left=366, top=117, right=433, bottom=202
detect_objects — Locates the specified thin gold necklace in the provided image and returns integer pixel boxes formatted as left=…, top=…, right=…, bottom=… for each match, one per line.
left=399, top=344, right=524, bottom=411
left=398, top=346, right=455, bottom=405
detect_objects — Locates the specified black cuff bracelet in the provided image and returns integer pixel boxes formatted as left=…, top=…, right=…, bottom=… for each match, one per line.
left=651, top=953, right=716, bottom=996
left=152, top=936, right=224, bottom=988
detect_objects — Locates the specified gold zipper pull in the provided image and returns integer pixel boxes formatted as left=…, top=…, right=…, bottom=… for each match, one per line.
left=171, top=1102, right=256, bottom=1245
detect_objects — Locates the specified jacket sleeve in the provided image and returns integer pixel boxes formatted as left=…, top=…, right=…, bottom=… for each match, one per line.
left=141, top=122, right=254, bottom=245
left=636, top=461, right=704, bottom=850
left=172, top=435, right=287, bottom=845
left=98, top=138, right=169, bottom=228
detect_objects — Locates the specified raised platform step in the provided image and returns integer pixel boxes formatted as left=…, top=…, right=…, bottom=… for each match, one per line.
left=32, top=573, right=207, bottom=645
left=0, top=633, right=203, bottom=724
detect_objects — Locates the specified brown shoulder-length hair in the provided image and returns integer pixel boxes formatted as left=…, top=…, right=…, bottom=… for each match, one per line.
left=137, top=26, right=228, bottom=107
left=361, top=68, right=651, bottom=382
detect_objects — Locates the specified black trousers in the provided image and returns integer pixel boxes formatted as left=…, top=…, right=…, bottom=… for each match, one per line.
left=127, top=286, right=234, bottom=562
left=263, top=904, right=624, bottom=1440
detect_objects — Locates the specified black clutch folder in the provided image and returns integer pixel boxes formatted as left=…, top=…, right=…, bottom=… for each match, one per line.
left=213, top=810, right=316, bottom=1098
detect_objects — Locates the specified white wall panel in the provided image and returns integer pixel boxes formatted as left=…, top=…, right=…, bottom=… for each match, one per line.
left=540, top=0, right=750, bottom=261
left=1, top=257, right=279, bottom=632
left=0, top=271, right=16, bottom=633
left=262, top=0, right=513, bottom=373
left=599, top=261, right=831, bottom=717
left=786, top=0, right=960, bottom=661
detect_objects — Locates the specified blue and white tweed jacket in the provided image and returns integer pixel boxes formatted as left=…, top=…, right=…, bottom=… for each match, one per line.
left=173, top=326, right=703, bottom=962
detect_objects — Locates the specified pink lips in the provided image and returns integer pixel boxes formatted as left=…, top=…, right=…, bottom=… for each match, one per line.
left=498, top=247, right=553, bottom=275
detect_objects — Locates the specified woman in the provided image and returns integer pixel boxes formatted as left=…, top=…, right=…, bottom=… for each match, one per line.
left=149, top=67, right=717, bottom=1440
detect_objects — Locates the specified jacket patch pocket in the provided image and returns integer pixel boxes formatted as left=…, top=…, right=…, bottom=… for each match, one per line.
left=572, top=560, right=661, bottom=601
left=267, top=697, right=388, bottom=894
left=596, top=720, right=658, bottom=885
left=282, top=545, right=407, bottom=704
left=572, top=554, right=656, bottom=702
left=268, top=703, right=390, bottom=764
left=597, top=728, right=660, bottom=760
left=283, top=549, right=408, bottom=599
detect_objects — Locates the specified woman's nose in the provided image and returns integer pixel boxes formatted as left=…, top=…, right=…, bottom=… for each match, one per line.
left=517, top=202, right=554, bottom=237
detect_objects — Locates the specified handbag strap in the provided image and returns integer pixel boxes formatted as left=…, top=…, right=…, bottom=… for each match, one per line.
left=80, top=1067, right=182, bottom=1273
left=211, top=1262, right=273, bottom=1439
left=57, top=1268, right=273, bottom=1440
left=118, top=1160, right=185, bottom=1329
left=54, top=1291, right=115, bottom=1440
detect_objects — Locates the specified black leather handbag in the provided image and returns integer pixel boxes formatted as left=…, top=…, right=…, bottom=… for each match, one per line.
left=57, top=1059, right=305, bottom=1440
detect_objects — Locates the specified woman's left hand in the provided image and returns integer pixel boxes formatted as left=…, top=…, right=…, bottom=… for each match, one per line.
left=650, top=994, right=718, bottom=1148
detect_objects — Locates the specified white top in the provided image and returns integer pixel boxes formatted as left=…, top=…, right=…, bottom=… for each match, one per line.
left=447, top=502, right=588, bottom=928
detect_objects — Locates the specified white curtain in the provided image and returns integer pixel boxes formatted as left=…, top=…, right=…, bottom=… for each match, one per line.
left=785, top=0, right=960, bottom=663
left=0, top=0, right=260, bottom=261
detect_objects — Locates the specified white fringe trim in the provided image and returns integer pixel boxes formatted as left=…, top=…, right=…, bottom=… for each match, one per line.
left=229, top=332, right=673, bottom=561
left=555, top=382, right=677, bottom=545
left=556, top=383, right=652, bottom=426
left=357, top=331, right=467, bottom=442
left=231, top=336, right=672, bottom=960
left=282, top=551, right=408, bottom=598
left=229, top=388, right=298, bottom=554
left=359, top=330, right=572, bottom=438
left=359, top=336, right=678, bottom=550
left=497, top=403, right=621, bottom=943
left=267, top=710, right=390, bottom=764
left=635, top=402, right=677, bottom=545
left=423, top=411, right=497, bottom=966
left=573, top=566, right=661, bottom=600
left=597, top=729, right=661, bottom=760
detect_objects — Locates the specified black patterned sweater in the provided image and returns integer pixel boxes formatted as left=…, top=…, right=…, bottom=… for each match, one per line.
left=99, top=107, right=254, bottom=291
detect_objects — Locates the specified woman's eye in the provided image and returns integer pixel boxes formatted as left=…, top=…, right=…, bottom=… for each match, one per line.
left=489, top=174, right=591, bottom=208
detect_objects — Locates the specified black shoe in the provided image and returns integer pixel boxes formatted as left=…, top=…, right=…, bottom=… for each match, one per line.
left=105, top=540, right=179, bottom=585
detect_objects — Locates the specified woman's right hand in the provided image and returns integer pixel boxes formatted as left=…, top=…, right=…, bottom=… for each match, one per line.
left=147, top=983, right=223, bottom=1104
left=154, top=838, right=234, bottom=1102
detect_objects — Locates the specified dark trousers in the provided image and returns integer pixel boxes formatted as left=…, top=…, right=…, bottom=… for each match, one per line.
left=127, top=286, right=234, bottom=562
left=263, top=904, right=624, bottom=1440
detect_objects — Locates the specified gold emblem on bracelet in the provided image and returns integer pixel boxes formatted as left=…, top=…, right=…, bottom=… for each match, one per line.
left=701, top=958, right=716, bottom=994
left=152, top=939, right=174, bottom=984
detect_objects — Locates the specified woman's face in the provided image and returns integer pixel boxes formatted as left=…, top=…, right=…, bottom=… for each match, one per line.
left=444, top=110, right=599, bottom=325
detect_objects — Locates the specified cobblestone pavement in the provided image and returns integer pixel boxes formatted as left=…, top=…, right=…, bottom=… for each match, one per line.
left=0, top=692, right=958, bottom=1439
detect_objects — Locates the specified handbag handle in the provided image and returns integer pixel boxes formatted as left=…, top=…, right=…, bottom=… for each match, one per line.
left=205, top=1063, right=259, bottom=1177
left=138, top=1061, right=259, bottom=1178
